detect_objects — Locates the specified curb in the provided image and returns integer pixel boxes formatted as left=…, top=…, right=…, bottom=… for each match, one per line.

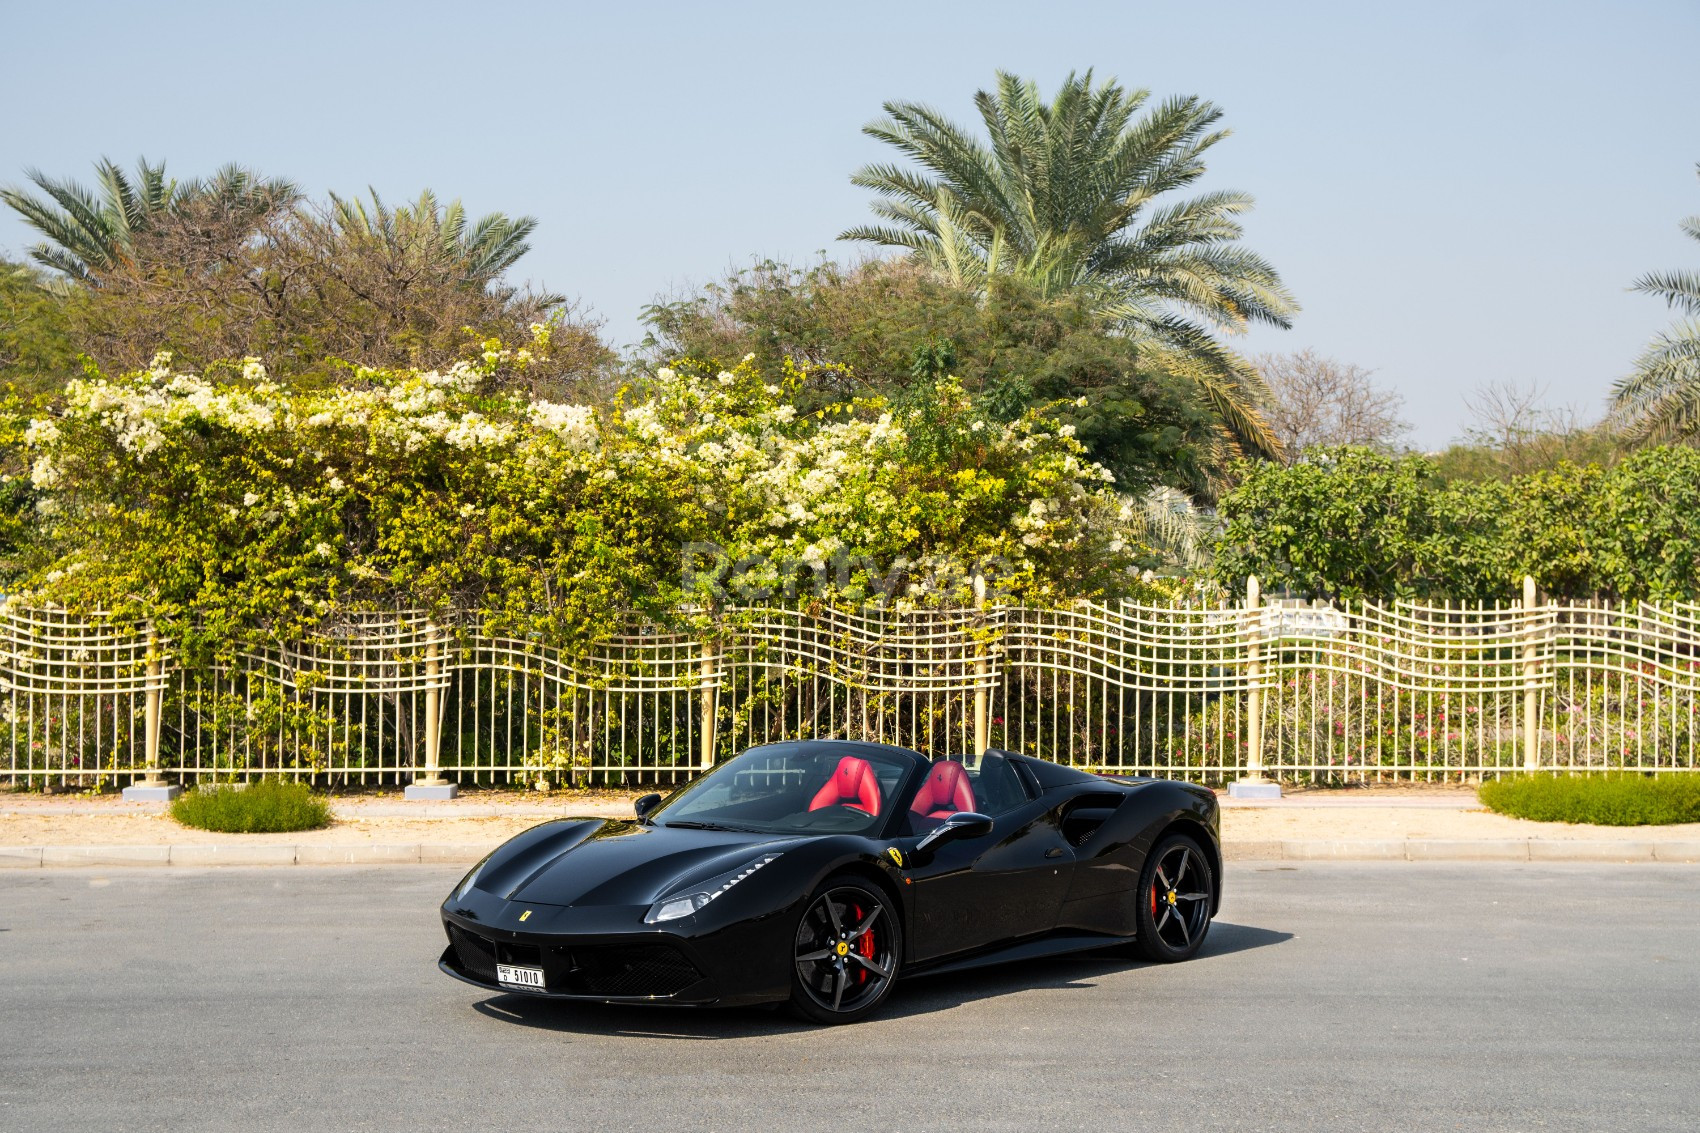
left=1224, top=839, right=1700, bottom=863
left=0, top=840, right=1696, bottom=867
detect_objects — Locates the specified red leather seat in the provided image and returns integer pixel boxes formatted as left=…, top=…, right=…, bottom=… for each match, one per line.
left=909, top=760, right=975, bottom=821
left=808, top=756, right=882, bottom=815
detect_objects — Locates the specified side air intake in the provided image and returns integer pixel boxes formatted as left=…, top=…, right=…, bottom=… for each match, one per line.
left=1060, top=793, right=1125, bottom=847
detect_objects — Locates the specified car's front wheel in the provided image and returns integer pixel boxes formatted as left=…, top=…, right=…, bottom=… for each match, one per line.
left=1131, top=832, right=1214, bottom=962
left=789, top=874, right=901, bottom=1024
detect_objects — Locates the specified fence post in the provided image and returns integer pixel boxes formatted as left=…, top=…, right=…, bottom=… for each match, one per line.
left=122, top=627, right=181, bottom=801
left=1522, top=575, right=1541, bottom=772
left=973, top=571, right=990, bottom=757
left=1229, top=575, right=1280, bottom=798
left=699, top=636, right=719, bottom=771
left=405, top=622, right=456, bottom=800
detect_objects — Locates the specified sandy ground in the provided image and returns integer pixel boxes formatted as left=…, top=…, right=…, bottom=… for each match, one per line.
left=3, top=787, right=1697, bottom=845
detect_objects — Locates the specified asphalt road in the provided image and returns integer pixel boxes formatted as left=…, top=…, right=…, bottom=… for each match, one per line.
left=2, top=863, right=1696, bottom=1133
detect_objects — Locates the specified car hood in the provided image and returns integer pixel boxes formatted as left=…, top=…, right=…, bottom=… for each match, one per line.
left=481, top=819, right=801, bottom=907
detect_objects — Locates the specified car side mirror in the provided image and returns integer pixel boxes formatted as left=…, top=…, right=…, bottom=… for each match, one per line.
left=633, top=793, right=663, bottom=821
left=915, top=811, right=993, bottom=854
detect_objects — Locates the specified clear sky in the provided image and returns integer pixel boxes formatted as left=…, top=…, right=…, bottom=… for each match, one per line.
left=2, top=0, right=1696, bottom=446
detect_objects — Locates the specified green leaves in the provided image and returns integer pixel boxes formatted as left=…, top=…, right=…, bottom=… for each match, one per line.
left=18, top=344, right=1155, bottom=660
left=1216, top=445, right=1700, bottom=601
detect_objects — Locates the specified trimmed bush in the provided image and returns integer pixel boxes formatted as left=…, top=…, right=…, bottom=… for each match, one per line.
left=1479, top=773, right=1700, bottom=826
left=170, top=779, right=331, bottom=833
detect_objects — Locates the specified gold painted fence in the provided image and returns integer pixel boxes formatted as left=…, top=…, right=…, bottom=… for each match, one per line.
left=4, top=580, right=1699, bottom=787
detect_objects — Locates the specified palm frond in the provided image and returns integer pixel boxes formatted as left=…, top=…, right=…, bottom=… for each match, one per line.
left=1632, top=269, right=1700, bottom=315
left=842, top=68, right=1296, bottom=446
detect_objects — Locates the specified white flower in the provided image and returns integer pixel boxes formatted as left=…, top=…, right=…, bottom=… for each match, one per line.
left=1059, top=424, right=1076, bottom=437
left=241, top=357, right=267, bottom=383
left=1075, top=396, right=1089, bottom=408
left=313, top=542, right=334, bottom=558
left=23, top=419, right=58, bottom=446
left=243, top=492, right=260, bottom=507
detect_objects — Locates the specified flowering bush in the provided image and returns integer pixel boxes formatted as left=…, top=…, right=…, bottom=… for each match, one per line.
left=20, top=333, right=1155, bottom=654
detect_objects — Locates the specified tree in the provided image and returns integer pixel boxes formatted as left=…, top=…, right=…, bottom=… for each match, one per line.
left=1610, top=164, right=1700, bottom=442
left=840, top=70, right=1298, bottom=457
left=268, top=189, right=598, bottom=389
left=1213, top=444, right=1700, bottom=602
left=1, top=157, right=299, bottom=284
left=1432, top=379, right=1617, bottom=481
left=16, top=177, right=610, bottom=394
left=1255, top=349, right=1408, bottom=458
left=322, top=189, right=555, bottom=295
left=643, top=258, right=1235, bottom=495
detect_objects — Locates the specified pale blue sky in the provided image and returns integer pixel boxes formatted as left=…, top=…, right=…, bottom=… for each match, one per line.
left=2, top=0, right=1696, bottom=445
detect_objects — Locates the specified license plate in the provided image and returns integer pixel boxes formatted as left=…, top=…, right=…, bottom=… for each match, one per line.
left=497, top=964, right=546, bottom=990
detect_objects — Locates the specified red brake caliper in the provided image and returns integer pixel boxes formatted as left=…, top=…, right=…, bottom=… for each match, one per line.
left=1150, top=880, right=1158, bottom=920
left=852, top=903, right=875, bottom=983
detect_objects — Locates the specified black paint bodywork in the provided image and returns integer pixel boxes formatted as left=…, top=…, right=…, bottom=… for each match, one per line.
left=438, top=741, right=1220, bottom=1008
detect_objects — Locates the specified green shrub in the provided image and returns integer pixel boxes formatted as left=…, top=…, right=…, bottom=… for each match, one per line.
left=1479, top=773, right=1700, bottom=825
left=170, top=779, right=331, bottom=833
left=1215, top=444, right=1700, bottom=602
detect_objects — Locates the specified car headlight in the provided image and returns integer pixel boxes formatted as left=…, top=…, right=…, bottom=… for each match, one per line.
left=643, top=853, right=781, bottom=924
left=452, top=855, right=492, bottom=901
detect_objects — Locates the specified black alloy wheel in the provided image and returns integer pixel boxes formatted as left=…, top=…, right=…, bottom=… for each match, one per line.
left=789, top=875, right=901, bottom=1024
left=1132, top=833, right=1213, bottom=962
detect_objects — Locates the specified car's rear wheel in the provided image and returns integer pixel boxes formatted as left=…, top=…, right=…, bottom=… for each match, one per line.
left=789, top=875, right=901, bottom=1024
left=1131, top=833, right=1213, bottom=963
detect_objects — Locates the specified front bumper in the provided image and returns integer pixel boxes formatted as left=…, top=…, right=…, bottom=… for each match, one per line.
left=438, top=926, right=719, bottom=1004
left=437, top=890, right=797, bottom=1008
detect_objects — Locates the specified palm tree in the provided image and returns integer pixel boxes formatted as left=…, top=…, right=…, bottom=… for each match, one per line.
left=1, top=157, right=298, bottom=284
left=326, top=189, right=547, bottom=290
left=1611, top=166, right=1700, bottom=442
left=841, top=71, right=1298, bottom=457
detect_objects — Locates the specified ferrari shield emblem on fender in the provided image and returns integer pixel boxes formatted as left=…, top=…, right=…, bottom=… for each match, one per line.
left=886, top=847, right=904, bottom=868
left=518, top=909, right=532, bottom=922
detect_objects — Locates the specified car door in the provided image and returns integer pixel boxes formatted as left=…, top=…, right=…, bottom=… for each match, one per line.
left=904, top=796, right=1076, bottom=963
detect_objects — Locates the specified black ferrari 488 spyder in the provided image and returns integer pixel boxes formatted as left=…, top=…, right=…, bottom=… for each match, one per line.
left=439, top=740, right=1220, bottom=1024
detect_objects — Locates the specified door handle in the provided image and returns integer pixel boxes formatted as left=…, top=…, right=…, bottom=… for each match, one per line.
left=1044, top=847, right=1065, bottom=859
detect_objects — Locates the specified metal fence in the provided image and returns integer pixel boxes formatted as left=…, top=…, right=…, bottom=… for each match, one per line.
left=4, top=577, right=1699, bottom=788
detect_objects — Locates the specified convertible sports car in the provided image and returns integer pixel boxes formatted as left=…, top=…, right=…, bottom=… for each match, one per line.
left=439, top=740, right=1220, bottom=1024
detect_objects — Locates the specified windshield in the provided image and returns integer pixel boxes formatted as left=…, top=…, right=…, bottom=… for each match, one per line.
left=653, top=744, right=915, bottom=835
